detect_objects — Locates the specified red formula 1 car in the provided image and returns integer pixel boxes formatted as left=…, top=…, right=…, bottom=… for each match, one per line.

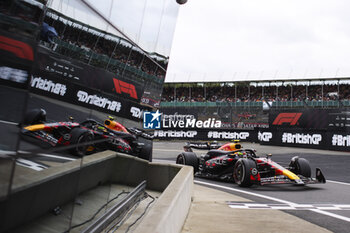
left=21, top=109, right=153, bottom=160
left=176, top=141, right=326, bottom=186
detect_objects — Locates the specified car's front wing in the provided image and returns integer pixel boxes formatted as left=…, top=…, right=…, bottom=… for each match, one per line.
left=258, top=168, right=326, bottom=185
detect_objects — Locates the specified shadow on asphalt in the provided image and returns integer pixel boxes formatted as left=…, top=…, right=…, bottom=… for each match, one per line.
left=248, top=184, right=325, bottom=192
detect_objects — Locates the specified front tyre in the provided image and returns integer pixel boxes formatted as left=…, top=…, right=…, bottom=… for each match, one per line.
left=290, top=157, right=311, bottom=178
left=233, top=158, right=256, bottom=187
left=176, top=152, right=199, bottom=173
left=69, top=128, right=94, bottom=157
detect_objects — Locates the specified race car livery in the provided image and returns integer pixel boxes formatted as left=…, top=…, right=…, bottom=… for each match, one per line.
left=21, top=109, right=153, bottom=160
left=176, top=141, right=326, bottom=186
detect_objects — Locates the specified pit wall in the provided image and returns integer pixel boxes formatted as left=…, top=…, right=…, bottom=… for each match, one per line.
left=0, top=151, right=193, bottom=233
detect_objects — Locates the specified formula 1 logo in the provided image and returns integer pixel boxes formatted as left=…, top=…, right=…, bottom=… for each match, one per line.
left=0, top=36, right=34, bottom=61
left=113, top=78, right=138, bottom=99
left=272, top=113, right=302, bottom=126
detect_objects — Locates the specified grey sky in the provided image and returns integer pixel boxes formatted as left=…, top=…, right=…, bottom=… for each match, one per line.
left=165, top=0, right=350, bottom=83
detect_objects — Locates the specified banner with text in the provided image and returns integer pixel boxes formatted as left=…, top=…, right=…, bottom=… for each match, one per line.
left=258, top=129, right=350, bottom=151
left=154, top=128, right=257, bottom=142
left=35, top=46, right=145, bottom=102
left=269, top=109, right=350, bottom=131
left=28, top=74, right=151, bottom=121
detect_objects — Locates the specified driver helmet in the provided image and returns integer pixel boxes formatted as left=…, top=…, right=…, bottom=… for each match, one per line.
left=98, top=126, right=107, bottom=132
left=235, top=151, right=246, bottom=157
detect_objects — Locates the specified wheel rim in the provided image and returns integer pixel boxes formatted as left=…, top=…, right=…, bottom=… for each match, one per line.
left=76, top=134, right=92, bottom=156
left=234, top=162, right=245, bottom=184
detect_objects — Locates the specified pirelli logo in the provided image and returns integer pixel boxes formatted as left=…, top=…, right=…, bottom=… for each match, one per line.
left=113, top=78, right=138, bottom=99
left=272, top=113, right=302, bottom=126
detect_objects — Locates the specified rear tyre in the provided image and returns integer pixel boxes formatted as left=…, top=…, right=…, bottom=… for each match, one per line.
left=176, top=152, right=199, bottom=173
left=23, top=108, right=47, bottom=125
left=138, top=143, right=152, bottom=162
left=69, top=128, right=94, bottom=157
left=292, top=157, right=311, bottom=178
left=233, top=158, right=256, bottom=187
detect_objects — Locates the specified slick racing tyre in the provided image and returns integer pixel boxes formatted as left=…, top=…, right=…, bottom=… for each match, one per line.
left=176, top=152, right=199, bottom=173
left=138, top=143, right=152, bottom=162
left=290, top=157, right=311, bottom=178
left=233, top=158, right=256, bottom=187
left=69, top=128, right=94, bottom=157
left=23, top=108, right=47, bottom=125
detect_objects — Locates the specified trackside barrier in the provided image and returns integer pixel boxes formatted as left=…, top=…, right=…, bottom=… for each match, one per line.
left=0, top=151, right=193, bottom=233
left=133, top=164, right=193, bottom=233
left=154, top=128, right=350, bottom=151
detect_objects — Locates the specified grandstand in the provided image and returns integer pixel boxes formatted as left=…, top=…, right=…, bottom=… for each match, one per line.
left=1, top=0, right=169, bottom=92
left=40, top=7, right=168, bottom=107
left=161, top=79, right=350, bottom=109
left=0, top=0, right=43, bottom=38
left=159, top=79, right=350, bottom=129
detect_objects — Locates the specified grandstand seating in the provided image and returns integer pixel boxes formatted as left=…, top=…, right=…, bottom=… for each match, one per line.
left=160, top=100, right=350, bottom=108
left=41, top=8, right=166, bottom=88
left=160, top=83, right=350, bottom=109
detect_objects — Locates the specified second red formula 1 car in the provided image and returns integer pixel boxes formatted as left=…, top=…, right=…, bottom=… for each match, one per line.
left=21, top=109, right=153, bottom=160
left=176, top=141, right=326, bottom=186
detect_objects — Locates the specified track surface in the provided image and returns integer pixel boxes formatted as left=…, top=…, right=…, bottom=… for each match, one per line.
left=153, top=141, right=350, bottom=233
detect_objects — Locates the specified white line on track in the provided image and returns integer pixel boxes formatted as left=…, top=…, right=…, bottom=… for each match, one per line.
left=328, top=180, right=350, bottom=186
left=0, top=150, right=75, bottom=161
left=153, top=148, right=183, bottom=152
left=19, top=150, right=76, bottom=161
left=0, top=120, right=18, bottom=125
left=227, top=203, right=350, bottom=210
left=195, top=180, right=350, bottom=223
left=153, top=148, right=204, bottom=153
left=16, top=158, right=48, bottom=171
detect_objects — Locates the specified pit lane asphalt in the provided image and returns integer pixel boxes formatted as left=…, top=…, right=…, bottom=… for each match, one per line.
left=153, top=141, right=350, bottom=233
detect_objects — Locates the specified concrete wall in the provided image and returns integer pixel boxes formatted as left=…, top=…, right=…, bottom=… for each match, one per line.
left=110, top=154, right=182, bottom=191
left=133, top=165, right=193, bottom=233
left=0, top=151, right=115, bottom=232
left=0, top=151, right=193, bottom=233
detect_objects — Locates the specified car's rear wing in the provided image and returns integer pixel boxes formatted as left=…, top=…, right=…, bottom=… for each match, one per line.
left=184, top=142, right=222, bottom=151
left=127, top=127, right=154, bottom=140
